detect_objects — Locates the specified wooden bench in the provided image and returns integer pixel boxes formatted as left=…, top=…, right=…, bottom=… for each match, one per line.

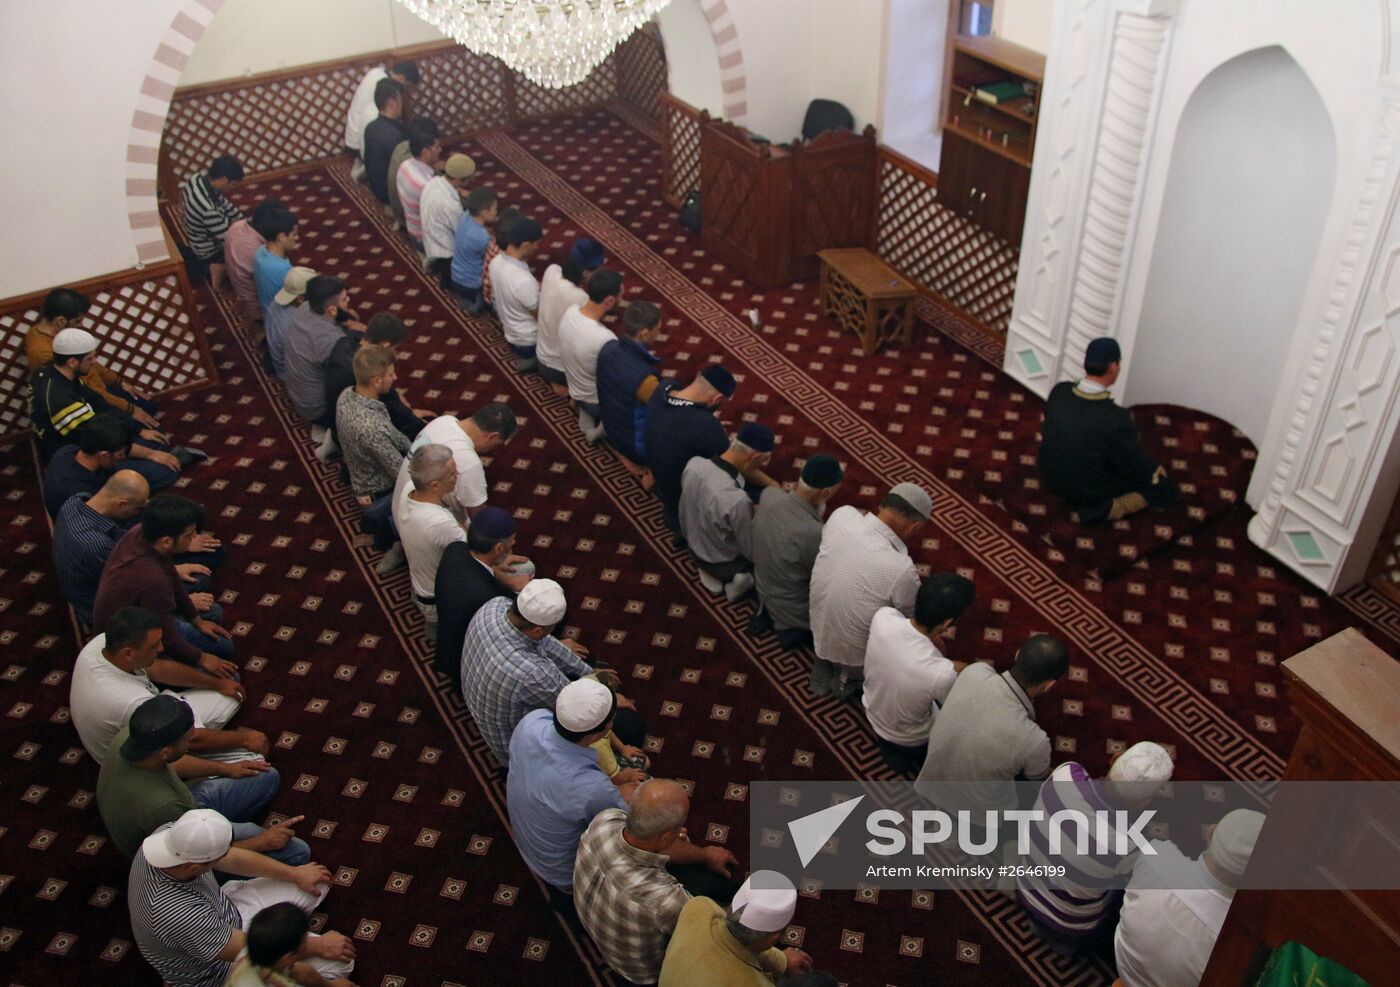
left=817, top=248, right=918, bottom=355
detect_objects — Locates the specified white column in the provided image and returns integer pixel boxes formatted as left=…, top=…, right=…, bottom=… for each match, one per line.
left=1004, top=0, right=1180, bottom=394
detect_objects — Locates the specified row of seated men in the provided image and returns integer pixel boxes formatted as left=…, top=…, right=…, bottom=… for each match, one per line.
left=41, top=55, right=1211, bottom=986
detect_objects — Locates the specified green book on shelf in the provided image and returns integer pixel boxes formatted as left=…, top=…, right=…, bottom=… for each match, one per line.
left=973, top=81, right=1025, bottom=105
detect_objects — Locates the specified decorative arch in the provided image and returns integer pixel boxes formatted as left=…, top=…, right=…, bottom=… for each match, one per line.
left=695, top=0, right=748, bottom=123
left=125, top=0, right=226, bottom=266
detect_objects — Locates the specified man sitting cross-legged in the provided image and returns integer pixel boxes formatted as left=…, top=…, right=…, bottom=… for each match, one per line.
left=574, top=778, right=742, bottom=985
left=226, top=902, right=359, bottom=987
left=679, top=423, right=777, bottom=603
left=93, top=494, right=239, bottom=670
left=433, top=507, right=532, bottom=692
left=1038, top=336, right=1180, bottom=523
left=99, top=694, right=308, bottom=866
left=128, top=808, right=354, bottom=987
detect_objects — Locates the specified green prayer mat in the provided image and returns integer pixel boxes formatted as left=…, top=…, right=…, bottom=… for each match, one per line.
left=1256, top=941, right=1369, bottom=987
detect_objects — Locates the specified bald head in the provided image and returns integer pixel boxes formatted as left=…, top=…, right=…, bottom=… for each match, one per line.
left=93, top=469, right=151, bottom=521
left=626, top=778, right=690, bottom=840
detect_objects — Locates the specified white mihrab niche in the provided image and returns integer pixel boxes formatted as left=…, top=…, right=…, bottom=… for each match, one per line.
left=1004, top=0, right=1400, bottom=593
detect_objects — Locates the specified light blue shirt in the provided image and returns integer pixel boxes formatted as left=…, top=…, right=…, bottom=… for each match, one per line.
left=253, top=247, right=292, bottom=314
left=505, top=708, right=625, bottom=890
left=451, top=216, right=491, bottom=289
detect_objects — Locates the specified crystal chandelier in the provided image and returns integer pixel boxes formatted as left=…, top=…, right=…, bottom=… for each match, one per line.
left=398, top=0, right=672, bottom=89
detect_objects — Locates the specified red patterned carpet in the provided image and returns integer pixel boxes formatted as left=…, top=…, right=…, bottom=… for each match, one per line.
left=3, top=107, right=1399, bottom=987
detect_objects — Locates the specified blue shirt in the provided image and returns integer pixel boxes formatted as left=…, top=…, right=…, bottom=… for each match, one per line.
left=506, top=709, right=626, bottom=890
left=253, top=247, right=292, bottom=314
left=451, top=217, right=491, bottom=289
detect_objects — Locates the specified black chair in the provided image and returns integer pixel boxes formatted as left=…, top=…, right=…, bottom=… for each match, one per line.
left=801, top=99, right=855, bottom=141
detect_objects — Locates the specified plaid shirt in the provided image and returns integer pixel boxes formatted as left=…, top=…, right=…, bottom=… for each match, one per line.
left=53, top=495, right=126, bottom=626
left=574, top=808, right=689, bottom=984
left=460, top=596, right=590, bottom=765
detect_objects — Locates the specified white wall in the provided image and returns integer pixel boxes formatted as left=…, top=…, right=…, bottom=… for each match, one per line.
left=807, top=0, right=886, bottom=133
left=180, top=0, right=444, bottom=86
left=881, top=0, right=950, bottom=170
left=992, top=0, right=1052, bottom=54
left=656, top=0, right=726, bottom=117
left=1129, top=46, right=1335, bottom=445
left=0, top=0, right=186, bottom=297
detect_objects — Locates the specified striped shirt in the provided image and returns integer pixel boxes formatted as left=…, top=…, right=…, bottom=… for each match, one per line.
left=574, top=807, right=690, bottom=984
left=53, top=495, right=126, bottom=626
left=460, top=596, right=590, bottom=765
left=808, top=506, right=920, bottom=666
left=1016, top=762, right=1144, bottom=938
left=129, top=837, right=240, bottom=987
left=179, top=174, right=242, bottom=260
left=397, top=158, right=435, bottom=241
left=29, top=364, right=117, bottom=462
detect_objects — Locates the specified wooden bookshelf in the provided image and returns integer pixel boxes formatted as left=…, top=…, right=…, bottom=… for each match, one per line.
left=938, top=33, right=1045, bottom=244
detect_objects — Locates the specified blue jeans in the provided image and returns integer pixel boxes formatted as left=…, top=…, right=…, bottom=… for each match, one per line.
left=230, top=820, right=310, bottom=866
left=177, top=601, right=235, bottom=660
left=190, top=764, right=281, bottom=822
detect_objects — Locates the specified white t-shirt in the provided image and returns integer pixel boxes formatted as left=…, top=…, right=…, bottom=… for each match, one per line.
left=861, top=607, right=959, bottom=746
left=71, top=635, right=161, bottom=764
left=346, top=66, right=388, bottom=153
left=559, top=304, right=615, bottom=407
left=393, top=416, right=489, bottom=525
left=536, top=265, right=587, bottom=373
left=394, top=483, right=466, bottom=602
left=1115, top=844, right=1233, bottom=987
left=488, top=253, right=541, bottom=348
left=419, top=176, right=463, bottom=260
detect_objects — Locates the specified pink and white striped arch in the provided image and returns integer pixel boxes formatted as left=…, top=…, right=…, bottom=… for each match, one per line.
left=125, top=0, right=226, bottom=266
left=695, top=0, right=748, bottom=123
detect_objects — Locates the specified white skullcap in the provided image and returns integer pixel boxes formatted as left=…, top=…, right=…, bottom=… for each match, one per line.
left=1107, top=741, right=1174, bottom=801
left=555, top=678, right=613, bottom=733
left=730, top=870, right=797, bottom=932
left=1209, top=809, right=1265, bottom=877
left=517, top=578, right=566, bottom=626
left=52, top=327, right=98, bottom=356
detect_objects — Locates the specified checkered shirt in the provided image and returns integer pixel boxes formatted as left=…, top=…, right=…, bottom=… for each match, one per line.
left=573, top=808, right=689, bottom=984
left=460, top=596, right=590, bottom=764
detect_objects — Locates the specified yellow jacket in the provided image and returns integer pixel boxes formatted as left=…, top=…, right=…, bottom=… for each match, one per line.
left=658, top=897, right=788, bottom=987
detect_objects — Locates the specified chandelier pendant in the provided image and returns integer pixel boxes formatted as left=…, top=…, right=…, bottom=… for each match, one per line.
left=398, top=0, right=673, bottom=89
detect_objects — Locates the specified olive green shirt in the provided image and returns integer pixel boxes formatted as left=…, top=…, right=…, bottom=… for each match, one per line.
left=658, top=897, right=788, bottom=987
left=96, top=724, right=197, bottom=857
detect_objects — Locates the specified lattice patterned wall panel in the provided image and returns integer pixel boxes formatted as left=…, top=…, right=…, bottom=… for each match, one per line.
left=617, top=24, right=668, bottom=123
left=0, top=266, right=216, bottom=445
left=661, top=99, right=703, bottom=207
left=412, top=46, right=512, bottom=135
left=876, top=155, right=1019, bottom=334
left=514, top=54, right=619, bottom=119
left=164, top=62, right=369, bottom=186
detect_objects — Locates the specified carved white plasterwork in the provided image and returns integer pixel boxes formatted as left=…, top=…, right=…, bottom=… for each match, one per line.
left=1004, top=1, right=1177, bottom=394
left=1248, top=94, right=1400, bottom=589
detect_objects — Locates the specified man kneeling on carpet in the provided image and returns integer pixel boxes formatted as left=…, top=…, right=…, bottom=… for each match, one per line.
left=226, top=902, right=359, bottom=987
left=678, top=423, right=777, bottom=603
left=128, top=807, right=354, bottom=987
left=1037, top=336, right=1180, bottom=523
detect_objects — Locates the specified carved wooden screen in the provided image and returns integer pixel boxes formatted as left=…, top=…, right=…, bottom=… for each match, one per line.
left=514, top=53, right=619, bottom=118
left=617, top=23, right=668, bottom=124
left=875, top=147, right=1019, bottom=336
left=659, top=94, right=704, bottom=209
left=793, top=129, right=878, bottom=261
left=700, top=122, right=782, bottom=283
left=410, top=45, right=513, bottom=135
left=0, top=260, right=218, bottom=446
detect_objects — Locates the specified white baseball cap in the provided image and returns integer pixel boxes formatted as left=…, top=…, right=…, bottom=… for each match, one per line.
left=556, top=678, right=614, bottom=733
left=730, top=870, right=797, bottom=932
left=517, top=577, right=566, bottom=626
left=141, top=808, right=233, bottom=868
left=52, top=327, right=98, bottom=357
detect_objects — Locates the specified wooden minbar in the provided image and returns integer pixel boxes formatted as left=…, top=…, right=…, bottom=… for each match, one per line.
left=1199, top=628, right=1400, bottom=986
left=699, top=119, right=878, bottom=289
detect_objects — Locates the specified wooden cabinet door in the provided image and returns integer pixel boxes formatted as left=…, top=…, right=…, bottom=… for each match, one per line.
left=936, top=129, right=976, bottom=214
left=937, top=130, right=1031, bottom=245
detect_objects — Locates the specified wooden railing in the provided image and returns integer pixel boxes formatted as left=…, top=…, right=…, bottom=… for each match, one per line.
left=159, top=30, right=667, bottom=200
left=0, top=248, right=220, bottom=447
left=658, top=94, right=1020, bottom=339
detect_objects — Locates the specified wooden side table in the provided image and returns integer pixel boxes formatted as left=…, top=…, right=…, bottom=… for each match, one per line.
left=817, top=248, right=918, bottom=355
